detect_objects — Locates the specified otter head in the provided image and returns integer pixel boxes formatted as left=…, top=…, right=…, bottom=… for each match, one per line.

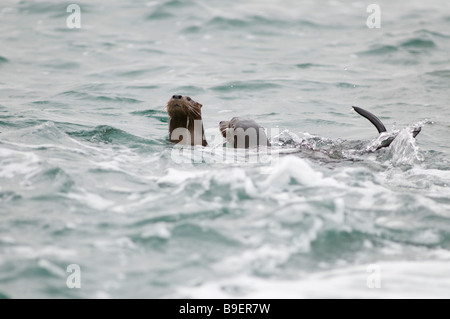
left=219, top=117, right=243, bottom=138
left=219, top=119, right=235, bottom=146
left=167, top=95, right=207, bottom=147
left=219, top=117, right=271, bottom=148
left=167, top=95, right=203, bottom=120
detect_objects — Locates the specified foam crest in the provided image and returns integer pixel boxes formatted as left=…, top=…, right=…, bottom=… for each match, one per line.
left=262, top=156, right=341, bottom=189
left=0, top=148, right=41, bottom=179
left=178, top=260, right=450, bottom=299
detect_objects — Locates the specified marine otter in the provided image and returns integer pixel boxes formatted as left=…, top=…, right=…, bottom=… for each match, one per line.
left=166, top=95, right=208, bottom=147
left=219, top=117, right=271, bottom=148
left=353, top=106, right=421, bottom=149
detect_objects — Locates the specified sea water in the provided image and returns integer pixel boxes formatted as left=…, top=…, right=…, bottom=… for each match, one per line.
left=0, top=0, right=449, bottom=298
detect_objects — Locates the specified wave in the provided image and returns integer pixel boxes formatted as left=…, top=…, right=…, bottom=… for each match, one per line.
left=172, top=85, right=206, bottom=95
left=210, top=80, right=281, bottom=92
left=115, top=67, right=167, bottom=78
left=68, top=125, right=161, bottom=146
left=177, top=260, right=450, bottom=298
left=206, top=16, right=279, bottom=28
left=295, top=63, right=329, bottom=69
left=400, top=38, right=437, bottom=49
left=359, top=37, right=437, bottom=57
left=0, top=121, right=85, bottom=149
left=58, top=91, right=143, bottom=104
left=335, top=82, right=359, bottom=89
left=415, top=29, right=450, bottom=39
left=0, top=164, right=76, bottom=202
left=125, top=85, right=160, bottom=90
left=206, top=14, right=330, bottom=29
left=179, top=16, right=331, bottom=38
left=40, top=60, right=80, bottom=70
left=359, top=45, right=399, bottom=56
left=426, top=70, right=450, bottom=78
left=16, top=1, right=67, bottom=15
left=29, top=167, right=75, bottom=195
left=0, top=191, right=22, bottom=202
left=131, top=109, right=168, bottom=123
left=146, top=10, right=174, bottom=20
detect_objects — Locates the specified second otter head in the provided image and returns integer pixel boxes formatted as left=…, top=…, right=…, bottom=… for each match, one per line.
left=219, top=117, right=271, bottom=148
left=167, top=95, right=203, bottom=120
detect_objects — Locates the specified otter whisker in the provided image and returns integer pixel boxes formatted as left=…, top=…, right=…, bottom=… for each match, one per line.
left=187, top=105, right=201, bottom=119
left=190, top=109, right=201, bottom=119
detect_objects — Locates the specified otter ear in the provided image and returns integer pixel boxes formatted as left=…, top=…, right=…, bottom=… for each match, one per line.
left=199, top=103, right=203, bottom=108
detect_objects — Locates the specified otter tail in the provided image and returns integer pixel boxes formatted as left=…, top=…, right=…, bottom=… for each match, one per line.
left=352, top=106, right=387, bottom=134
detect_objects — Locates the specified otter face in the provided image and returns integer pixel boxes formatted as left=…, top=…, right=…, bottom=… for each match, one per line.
left=167, top=95, right=208, bottom=147
left=219, top=117, right=241, bottom=138
left=167, top=95, right=202, bottom=120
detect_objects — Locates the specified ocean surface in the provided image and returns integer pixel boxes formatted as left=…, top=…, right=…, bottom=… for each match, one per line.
left=1, top=0, right=450, bottom=299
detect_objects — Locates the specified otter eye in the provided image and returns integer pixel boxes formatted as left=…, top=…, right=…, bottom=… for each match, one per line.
left=187, top=97, right=191, bottom=101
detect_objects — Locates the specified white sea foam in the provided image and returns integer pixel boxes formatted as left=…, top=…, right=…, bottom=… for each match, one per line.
left=0, top=148, right=41, bottom=179
left=388, top=128, right=424, bottom=166
left=66, top=190, right=115, bottom=211
left=141, top=222, right=172, bottom=239
left=178, top=260, right=450, bottom=299
left=3, top=245, right=77, bottom=260
left=262, top=155, right=341, bottom=189
left=157, top=167, right=207, bottom=185
left=213, top=244, right=294, bottom=274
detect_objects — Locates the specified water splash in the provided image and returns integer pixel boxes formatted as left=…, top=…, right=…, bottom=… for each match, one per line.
left=365, top=121, right=423, bottom=153
left=386, top=128, right=424, bottom=166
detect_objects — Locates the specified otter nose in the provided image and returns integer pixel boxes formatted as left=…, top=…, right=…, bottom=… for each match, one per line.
left=219, top=121, right=224, bottom=124
left=172, top=95, right=182, bottom=100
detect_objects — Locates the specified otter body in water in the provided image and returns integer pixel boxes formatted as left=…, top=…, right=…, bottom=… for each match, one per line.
left=166, top=96, right=417, bottom=151
left=219, top=117, right=271, bottom=148
left=353, top=106, right=421, bottom=149
left=166, top=95, right=208, bottom=147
